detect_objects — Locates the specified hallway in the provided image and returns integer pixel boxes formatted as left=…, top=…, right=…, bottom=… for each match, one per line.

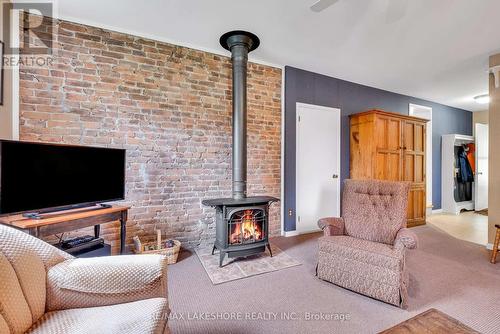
left=427, top=211, right=488, bottom=246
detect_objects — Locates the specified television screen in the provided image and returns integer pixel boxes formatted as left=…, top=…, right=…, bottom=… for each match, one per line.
left=0, top=141, right=126, bottom=215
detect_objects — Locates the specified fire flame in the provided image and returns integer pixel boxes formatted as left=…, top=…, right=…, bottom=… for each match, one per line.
left=230, top=210, right=262, bottom=244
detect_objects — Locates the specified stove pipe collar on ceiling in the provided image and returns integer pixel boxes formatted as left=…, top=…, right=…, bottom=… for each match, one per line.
left=220, top=31, right=260, bottom=200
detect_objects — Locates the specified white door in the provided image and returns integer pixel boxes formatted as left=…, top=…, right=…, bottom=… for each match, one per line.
left=475, top=123, right=489, bottom=211
left=409, top=104, right=432, bottom=214
left=296, top=103, right=340, bottom=233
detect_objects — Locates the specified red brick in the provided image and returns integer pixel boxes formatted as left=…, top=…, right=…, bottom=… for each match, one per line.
left=20, top=15, right=282, bottom=252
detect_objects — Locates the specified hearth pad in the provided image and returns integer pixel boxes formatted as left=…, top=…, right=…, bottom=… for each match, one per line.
left=195, top=244, right=301, bottom=285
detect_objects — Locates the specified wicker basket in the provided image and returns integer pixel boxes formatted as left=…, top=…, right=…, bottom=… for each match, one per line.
left=133, top=230, right=181, bottom=264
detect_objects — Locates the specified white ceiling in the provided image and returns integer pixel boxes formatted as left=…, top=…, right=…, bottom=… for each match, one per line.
left=56, top=0, right=500, bottom=112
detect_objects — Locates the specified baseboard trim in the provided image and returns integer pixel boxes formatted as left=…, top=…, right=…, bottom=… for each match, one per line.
left=486, top=243, right=499, bottom=251
left=431, top=209, right=443, bottom=214
left=283, top=229, right=322, bottom=237
left=283, top=230, right=299, bottom=237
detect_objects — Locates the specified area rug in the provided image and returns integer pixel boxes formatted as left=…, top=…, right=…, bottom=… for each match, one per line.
left=195, top=244, right=301, bottom=285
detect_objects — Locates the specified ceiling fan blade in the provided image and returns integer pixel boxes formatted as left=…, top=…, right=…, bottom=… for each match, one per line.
left=310, top=0, right=339, bottom=13
left=386, top=0, right=409, bottom=23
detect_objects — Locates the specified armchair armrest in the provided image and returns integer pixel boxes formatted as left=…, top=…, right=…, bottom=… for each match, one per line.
left=394, top=228, right=418, bottom=249
left=47, top=254, right=168, bottom=311
left=317, top=217, right=344, bottom=237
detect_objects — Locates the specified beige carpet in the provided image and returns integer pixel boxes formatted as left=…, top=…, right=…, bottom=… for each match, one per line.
left=168, top=226, right=500, bottom=334
left=195, top=244, right=301, bottom=284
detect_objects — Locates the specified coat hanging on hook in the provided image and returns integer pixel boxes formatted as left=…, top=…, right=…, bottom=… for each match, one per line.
left=457, top=146, right=474, bottom=183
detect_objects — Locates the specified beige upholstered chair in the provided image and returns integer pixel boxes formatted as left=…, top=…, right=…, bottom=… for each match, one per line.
left=317, top=179, right=417, bottom=308
left=0, top=224, right=170, bottom=334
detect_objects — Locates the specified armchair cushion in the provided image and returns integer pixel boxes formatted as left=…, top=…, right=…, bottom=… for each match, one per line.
left=47, top=254, right=168, bottom=311
left=27, top=297, right=169, bottom=334
left=0, top=224, right=71, bottom=333
left=342, top=179, right=411, bottom=245
left=394, top=228, right=418, bottom=249
left=319, top=236, right=403, bottom=271
left=1, top=224, right=170, bottom=333
left=318, top=235, right=407, bottom=307
left=317, top=217, right=344, bottom=236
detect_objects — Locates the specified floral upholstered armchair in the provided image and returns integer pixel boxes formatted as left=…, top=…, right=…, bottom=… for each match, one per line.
left=0, top=224, right=170, bottom=334
left=316, top=179, right=417, bottom=308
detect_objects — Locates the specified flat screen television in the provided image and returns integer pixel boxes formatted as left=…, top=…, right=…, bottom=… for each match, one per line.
left=0, top=140, right=126, bottom=216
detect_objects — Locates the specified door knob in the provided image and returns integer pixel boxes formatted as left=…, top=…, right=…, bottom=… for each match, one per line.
left=477, top=172, right=483, bottom=175
left=332, top=174, right=339, bottom=179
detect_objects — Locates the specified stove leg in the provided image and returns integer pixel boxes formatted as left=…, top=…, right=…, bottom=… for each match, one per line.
left=211, top=245, right=216, bottom=255
left=219, top=251, right=226, bottom=267
left=267, top=243, right=273, bottom=257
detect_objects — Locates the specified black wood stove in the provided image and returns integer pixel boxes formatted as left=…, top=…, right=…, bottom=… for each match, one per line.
left=202, top=196, right=278, bottom=267
left=202, top=31, right=278, bottom=267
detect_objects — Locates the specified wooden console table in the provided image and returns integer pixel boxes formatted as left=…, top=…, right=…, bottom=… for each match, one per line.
left=0, top=205, right=130, bottom=254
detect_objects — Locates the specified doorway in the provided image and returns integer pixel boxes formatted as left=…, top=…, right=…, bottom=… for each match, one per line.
left=475, top=123, right=488, bottom=211
left=428, top=123, right=489, bottom=246
left=295, top=103, right=340, bottom=234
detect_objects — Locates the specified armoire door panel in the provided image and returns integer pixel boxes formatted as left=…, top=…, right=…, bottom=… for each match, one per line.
left=403, top=120, right=426, bottom=183
left=376, top=152, right=401, bottom=181
left=408, top=186, right=426, bottom=227
left=415, top=155, right=425, bottom=183
left=407, top=190, right=414, bottom=220
left=415, top=124, right=424, bottom=152
left=375, top=116, right=402, bottom=181
left=375, top=153, right=386, bottom=179
left=404, top=155, right=415, bottom=182
left=387, top=153, right=401, bottom=181
left=376, top=116, right=401, bottom=150
left=404, top=122, right=414, bottom=150
left=403, top=119, right=426, bottom=226
left=387, top=119, right=401, bottom=151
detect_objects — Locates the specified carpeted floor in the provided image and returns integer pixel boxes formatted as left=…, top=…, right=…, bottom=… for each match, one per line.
left=167, top=225, right=500, bottom=334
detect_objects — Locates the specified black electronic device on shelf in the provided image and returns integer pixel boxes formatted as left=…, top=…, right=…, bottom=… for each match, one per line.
left=56, top=235, right=110, bottom=257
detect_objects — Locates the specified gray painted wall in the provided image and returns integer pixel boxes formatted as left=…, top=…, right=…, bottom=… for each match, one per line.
left=284, top=66, right=472, bottom=232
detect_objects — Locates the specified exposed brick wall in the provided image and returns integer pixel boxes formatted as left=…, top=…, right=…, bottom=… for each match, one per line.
left=19, top=16, right=282, bottom=253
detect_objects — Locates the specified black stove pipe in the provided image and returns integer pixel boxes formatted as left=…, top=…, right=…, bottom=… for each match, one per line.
left=220, top=31, right=260, bottom=200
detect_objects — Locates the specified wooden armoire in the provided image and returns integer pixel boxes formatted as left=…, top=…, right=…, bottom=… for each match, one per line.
left=349, top=109, right=428, bottom=227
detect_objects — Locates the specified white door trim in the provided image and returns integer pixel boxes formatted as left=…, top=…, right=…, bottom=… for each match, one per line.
left=280, top=67, right=286, bottom=236
left=295, top=102, right=341, bottom=234
left=475, top=123, right=488, bottom=211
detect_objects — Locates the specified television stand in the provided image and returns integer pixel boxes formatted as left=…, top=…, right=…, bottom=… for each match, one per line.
left=22, top=203, right=113, bottom=220
left=0, top=205, right=130, bottom=254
